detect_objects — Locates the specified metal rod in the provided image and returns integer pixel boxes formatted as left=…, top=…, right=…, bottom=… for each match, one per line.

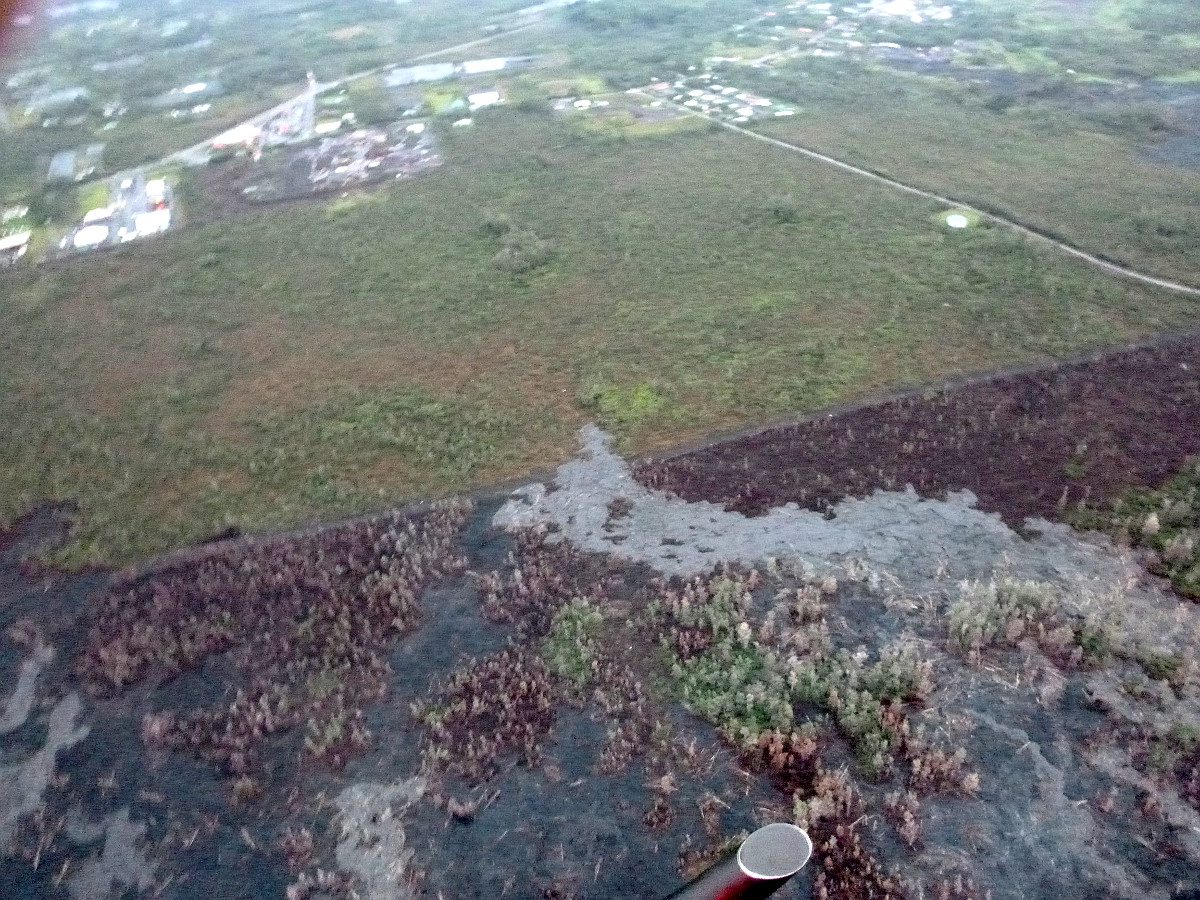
left=663, top=823, right=813, bottom=900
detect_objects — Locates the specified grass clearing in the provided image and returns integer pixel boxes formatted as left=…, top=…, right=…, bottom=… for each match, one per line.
left=77, top=181, right=112, bottom=216
left=424, top=87, right=467, bottom=114
left=1, top=109, right=1195, bottom=566
left=744, top=62, right=1200, bottom=284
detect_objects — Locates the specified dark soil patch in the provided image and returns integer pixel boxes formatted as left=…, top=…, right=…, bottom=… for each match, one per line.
left=181, top=157, right=319, bottom=227
left=634, top=333, right=1200, bottom=528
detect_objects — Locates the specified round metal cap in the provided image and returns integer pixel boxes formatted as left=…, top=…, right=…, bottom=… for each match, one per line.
left=736, top=823, right=813, bottom=881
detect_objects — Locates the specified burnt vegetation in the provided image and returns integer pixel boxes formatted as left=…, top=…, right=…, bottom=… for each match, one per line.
left=634, top=336, right=1200, bottom=528
left=413, top=648, right=557, bottom=782
left=77, top=502, right=472, bottom=786
left=407, top=529, right=1004, bottom=898
left=646, top=566, right=991, bottom=898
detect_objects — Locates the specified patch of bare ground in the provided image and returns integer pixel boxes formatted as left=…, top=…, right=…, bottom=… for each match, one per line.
left=181, top=158, right=302, bottom=227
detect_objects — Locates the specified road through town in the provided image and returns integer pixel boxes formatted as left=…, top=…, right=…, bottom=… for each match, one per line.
left=656, top=96, right=1200, bottom=298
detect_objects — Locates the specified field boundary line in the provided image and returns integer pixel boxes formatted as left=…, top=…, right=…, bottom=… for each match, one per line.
left=648, top=95, right=1200, bottom=297
left=634, top=324, right=1200, bottom=469
left=408, top=20, right=543, bottom=62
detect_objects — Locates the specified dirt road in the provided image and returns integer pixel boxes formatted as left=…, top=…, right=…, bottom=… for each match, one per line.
left=658, top=97, right=1200, bottom=298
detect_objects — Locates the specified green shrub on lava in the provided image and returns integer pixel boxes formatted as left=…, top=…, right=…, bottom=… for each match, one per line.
left=674, top=641, right=795, bottom=737
left=661, top=574, right=794, bottom=738
left=1068, top=457, right=1200, bottom=599
left=542, top=598, right=605, bottom=696
left=789, top=644, right=933, bottom=776
left=1132, top=719, right=1200, bottom=811
left=948, top=577, right=1057, bottom=662
left=1137, top=649, right=1185, bottom=685
left=655, top=571, right=960, bottom=784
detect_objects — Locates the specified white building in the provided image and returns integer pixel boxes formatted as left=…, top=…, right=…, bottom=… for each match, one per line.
left=135, top=209, right=172, bottom=237
left=0, top=230, right=32, bottom=262
left=213, top=123, right=262, bottom=148
left=73, top=225, right=110, bottom=249
left=468, top=91, right=502, bottom=111
left=462, top=58, right=507, bottom=75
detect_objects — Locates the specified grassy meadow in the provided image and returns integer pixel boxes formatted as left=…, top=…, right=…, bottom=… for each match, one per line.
left=2, top=108, right=1197, bottom=566
left=746, top=62, right=1200, bottom=285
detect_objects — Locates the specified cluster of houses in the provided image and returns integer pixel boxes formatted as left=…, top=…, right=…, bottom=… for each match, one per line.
left=716, top=0, right=958, bottom=65
left=642, top=80, right=796, bottom=123
left=61, top=176, right=173, bottom=255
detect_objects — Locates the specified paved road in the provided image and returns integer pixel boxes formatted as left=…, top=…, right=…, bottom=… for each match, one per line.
left=166, top=81, right=325, bottom=167
left=652, top=95, right=1200, bottom=298
left=406, top=20, right=543, bottom=64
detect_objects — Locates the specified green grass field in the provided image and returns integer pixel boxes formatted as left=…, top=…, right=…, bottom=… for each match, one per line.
left=722, top=61, right=1200, bottom=287
left=1, top=109, right=1195, bottom=566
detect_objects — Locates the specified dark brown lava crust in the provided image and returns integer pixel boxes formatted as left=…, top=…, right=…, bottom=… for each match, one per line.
left=634, top=334, right=1200, bottom=526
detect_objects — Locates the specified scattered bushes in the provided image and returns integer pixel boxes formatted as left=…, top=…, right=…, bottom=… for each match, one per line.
left=475, top=529, right=659, bottom=775
left=1134, top=648, right=1193, bottom=689
left=1069, top=457, right=1200, bottom=599
left=883, top=790, right=921, bottom=849
left=276, top=827, right=315, bottom=872
left=481, top=210, right=513, bottom=237
left=477, top=527, right=619, bottom=638
left=659, top=571, right=796, bottom=739
left=576, top=380, right=667, bottom=429
left=793, top=768, right=906, bottom=900
left=495, top=228, right=554, bottom=275
left=761, top=195, right=803, bottom=225
left=413, top=648, right=557, bottom=782
left=1128, top=719, right=1200, bottom=812
left=83, top=502, right=472, bottom=784
left=948, top=577, right=1056, bottom=663
left=928, top=871, right=990, bottom=900
left=654, top=568, right=974, bottom=791
left=542, top=598, right=604, bottom=696
left=744, top=727, right=822, bottom=796
left=790, top=641, right=937, bottom=778
left=646, top=559, right=975, bottom=900
left=480, top=210, right=555, bottom=275
left=594, top=661, right=657, bottom=774
left=948, top=576, right=1124, bottom=671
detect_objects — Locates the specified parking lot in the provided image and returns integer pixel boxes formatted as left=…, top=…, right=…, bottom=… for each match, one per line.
left=58, top=173, right=175, bottom=257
